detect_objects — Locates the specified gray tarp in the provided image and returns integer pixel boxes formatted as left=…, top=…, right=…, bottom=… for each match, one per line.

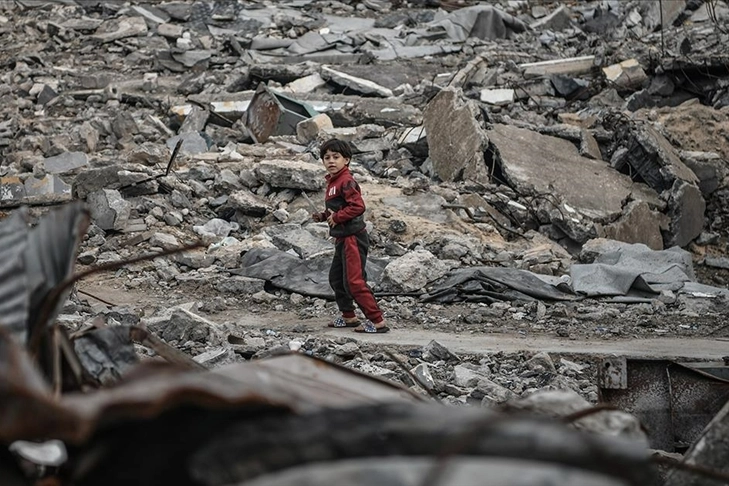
left=427, top=6, right=529, bottom=41
left=570, top=243, right=695, bottom=297
left=235, top=243, right=728, bottom=304
left=422, top=267, right=578, bottom=303
left=234, top=248, right=386, bottom=300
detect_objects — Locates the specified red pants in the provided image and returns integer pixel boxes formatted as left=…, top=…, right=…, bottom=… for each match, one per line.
left=329, top=231, right=383, bottom=324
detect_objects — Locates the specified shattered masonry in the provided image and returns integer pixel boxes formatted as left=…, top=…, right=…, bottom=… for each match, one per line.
left=2, top=0, right=729, bottom=485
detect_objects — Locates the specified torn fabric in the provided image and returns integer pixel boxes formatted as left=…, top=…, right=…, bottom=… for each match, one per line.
left=570, top=243, right=695, bottom=297
left=427, top=6, right=529, bottom=42
left=422, top=267, right=577, bottom=304
left=234, top=248, right=386, bottom=300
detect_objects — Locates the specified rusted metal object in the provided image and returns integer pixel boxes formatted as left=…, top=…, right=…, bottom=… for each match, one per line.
left=599, top=359, right=729, bottom=452
left=243, top=83, right=318, bottom=143
left=0, top=336, right=422, bottom=445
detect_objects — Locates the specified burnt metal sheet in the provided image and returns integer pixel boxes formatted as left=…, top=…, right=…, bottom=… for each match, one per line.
left=1, top=340, right=421, bottom=444
left=243, top=83, right=317, bottom=143
left=599, top=359, right=729, bottom=451
left=0, top=203, right=89, bottom=345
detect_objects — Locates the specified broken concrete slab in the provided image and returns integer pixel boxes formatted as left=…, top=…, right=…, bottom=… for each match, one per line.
left=43, top=151, right=89, bottom=174
left=520, top=56, right=595, bottom=79
left=283, top=73, right=327, bottom=94
left=215, top=275, right=266, bottom=296
left=319, top=124, right=386, bottom=143
left=603, top=59, right=648, bottom=90
left=679, top=151, right=726, bottom=196
left=379, top=192, right=451, bottom=224
left=601, top=201, right=669, bottom=251
left=381, top=249, right=450, bottom=292
left=254, top=159, right=326, bottom=191
left=166, top=132, right=209, bottom=156
left=704, top=256, right=729, bottom=270
left=91, top=16, right=148, bottom=43
left=321, top=66, right=393, bottom=98
left=129, top=144, right=171, bottom=167
left=179, top=106, right=209, bottom=134
left=296, top=113, right=334, bottom=144
left=663, top=180, right=706, bottom=248
left=157, top=22, right=184, bottom=39
left=131, top=5, right=170, bottom=24
left=579, top=130, right=603, bottom=160
left=480, top=88, right=515, bottom=106
left=87, top=189, right=131, bottom=231
left=530, top=5, right=573, bottom=31
left=364, top=44, right=463, bottom=62
left=264, top=226, right=333, bottom=259
left=145, top=307, right=221, bottom=345
left=613, top=123, right=699, bottom=193
left=221, top=190, right=270, bottom=217
left=149, top=232, right=180, bottom=251
left=172, top=250, right=216, bottom=270
left=72, top=166, right=122, bottom=200
left=488, top=124, right=659, bottom=222
left=24, top=174, right=72, bottom=198
left=423, top=88, right=491, bottom=184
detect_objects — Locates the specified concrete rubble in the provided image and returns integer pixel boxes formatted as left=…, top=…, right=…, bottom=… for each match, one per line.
left=2, top=0, right=729, bottom=483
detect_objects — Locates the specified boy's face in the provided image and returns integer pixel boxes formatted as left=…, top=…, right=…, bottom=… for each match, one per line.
left=321, top=149, right=350, bottom=175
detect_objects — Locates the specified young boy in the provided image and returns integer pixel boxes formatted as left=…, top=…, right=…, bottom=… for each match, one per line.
left=311, top=138, right=389, bottom=333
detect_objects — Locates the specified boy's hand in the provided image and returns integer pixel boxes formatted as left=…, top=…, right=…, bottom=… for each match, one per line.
left=326, top=213, right=336, bottom=227
left=311, top=212, right=324, bottom=222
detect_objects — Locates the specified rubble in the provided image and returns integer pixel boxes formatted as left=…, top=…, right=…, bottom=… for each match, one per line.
left=1, top=0, right=729, bottom=482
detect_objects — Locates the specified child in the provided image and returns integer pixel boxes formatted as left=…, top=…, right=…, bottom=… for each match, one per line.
left=311, top=138, right=389, bottom=333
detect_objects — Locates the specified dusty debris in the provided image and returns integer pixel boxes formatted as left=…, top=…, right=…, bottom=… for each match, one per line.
left=1, top=0, right=729, bottom=483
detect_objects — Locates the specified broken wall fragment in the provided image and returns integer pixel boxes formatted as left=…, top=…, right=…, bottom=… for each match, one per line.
left=423, top=88, right=491, bottom=184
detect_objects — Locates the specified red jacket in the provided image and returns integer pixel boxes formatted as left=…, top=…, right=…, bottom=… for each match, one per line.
left=320, top=166, right=366, bottom=238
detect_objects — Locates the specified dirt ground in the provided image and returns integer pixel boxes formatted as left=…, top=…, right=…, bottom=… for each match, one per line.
left=77, top=270, right=729, bottom=361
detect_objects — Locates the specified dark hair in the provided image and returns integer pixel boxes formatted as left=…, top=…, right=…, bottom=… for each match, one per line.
left=320, top=138, right=352, bottom=160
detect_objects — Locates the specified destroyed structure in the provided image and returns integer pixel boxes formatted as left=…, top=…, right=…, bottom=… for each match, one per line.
left=1, top=0, right=729, bottom=484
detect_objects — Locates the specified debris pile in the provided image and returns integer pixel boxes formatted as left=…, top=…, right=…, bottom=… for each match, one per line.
left=1, top=0, right=729, bottom=483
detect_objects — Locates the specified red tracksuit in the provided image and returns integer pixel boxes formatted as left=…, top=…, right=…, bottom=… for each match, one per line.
left=319, top=166, right=383, bottom=324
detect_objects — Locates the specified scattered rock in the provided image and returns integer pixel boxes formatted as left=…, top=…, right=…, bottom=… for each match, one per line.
left=381, top=249, right=450, bottom=292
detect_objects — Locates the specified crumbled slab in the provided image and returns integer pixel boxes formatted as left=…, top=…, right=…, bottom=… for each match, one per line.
left=664, top=180, right=706, bottom=248
left=603, top=59, right=648, bottom=89
left=601, top=201, right=669, bottom=251
left=423, top=88, right=491, bottom=184
left=321, top=66, right=393, bottom=98
left=487, top=124, right=658, bottom=222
